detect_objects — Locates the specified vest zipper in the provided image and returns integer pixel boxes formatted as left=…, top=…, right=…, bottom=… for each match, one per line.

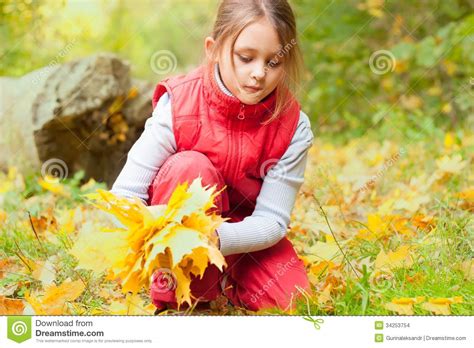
left=237, top=104, right=245, bottom=120
left=225, top=104, right=245, bottom=186
left=233, top=103, right=245, bottom=184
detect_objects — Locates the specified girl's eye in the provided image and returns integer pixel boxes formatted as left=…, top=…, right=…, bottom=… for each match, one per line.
left=268, top=60, right=282, bottom=68
left=237, top=55, right=252, bottom=63
left=235, top=53, right=282, bottom=68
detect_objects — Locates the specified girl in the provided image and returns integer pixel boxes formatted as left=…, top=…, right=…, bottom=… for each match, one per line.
left=111, top=0, right=314, bottom=313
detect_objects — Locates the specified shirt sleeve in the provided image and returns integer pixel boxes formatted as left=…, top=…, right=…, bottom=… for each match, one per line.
left=217, top=111, right=314, bottom=256
left=110, top=92, right=177, bottom=204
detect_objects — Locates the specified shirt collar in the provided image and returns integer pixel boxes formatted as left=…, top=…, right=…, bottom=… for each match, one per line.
left=214, top=63, right=234, bottom=97
left=202, top=63, right=278, bottom=123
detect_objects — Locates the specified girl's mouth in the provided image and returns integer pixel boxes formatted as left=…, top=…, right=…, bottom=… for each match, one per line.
left=243, top=85, right=263, bottom=93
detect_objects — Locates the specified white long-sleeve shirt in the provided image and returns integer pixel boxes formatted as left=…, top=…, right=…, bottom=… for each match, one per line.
left=111, top=64, right=314, bottom=256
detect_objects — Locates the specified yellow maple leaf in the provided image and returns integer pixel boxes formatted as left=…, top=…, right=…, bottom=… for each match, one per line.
left=457, top=188, right=474, bottom=201
left=70, top=221, right=129, bottom=274
left=393, top=194, right=431, bottom=213
left=81, top=177, right=227, bottom=308
left=375, top=245, right=414, bottom=272
left=385, top=296, right=425, bottom=315
left=305, top=241, right=343, bottom=264
left=38, top=175, right=71, bottom=197
left=435, top=154, right=468, bottom=179
left=421, top=297, right=463, bottom=315
left=386, top=214, right=416, bottom=238
left=56, top=208, right=78, bottom=234
left=357, top=214, right=390, bottom=240
left=25, top=279, right=85, bottom=315
left=310, top=260, right=339, bottom=277
left=38, top=176, right=71, bottom=197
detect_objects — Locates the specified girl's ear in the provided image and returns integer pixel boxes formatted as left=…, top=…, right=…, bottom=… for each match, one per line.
left=204, top=36, right=217, bottom=62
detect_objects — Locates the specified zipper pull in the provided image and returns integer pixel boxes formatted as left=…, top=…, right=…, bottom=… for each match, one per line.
left=237, top=104, right=245, bottom=120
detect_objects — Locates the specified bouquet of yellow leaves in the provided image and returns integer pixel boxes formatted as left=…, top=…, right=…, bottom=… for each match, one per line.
left=71, top=177, right=227, bottom=307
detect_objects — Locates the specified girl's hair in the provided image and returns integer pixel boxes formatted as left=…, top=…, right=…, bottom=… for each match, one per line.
left=206, top=0, right=304, bottom=125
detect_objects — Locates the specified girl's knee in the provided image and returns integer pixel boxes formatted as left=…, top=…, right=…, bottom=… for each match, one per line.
left=161, top=151, right=217, bottom=179
left=148, top=150, right=227, bottom=208
left=169, top=150, right=212, bottom=168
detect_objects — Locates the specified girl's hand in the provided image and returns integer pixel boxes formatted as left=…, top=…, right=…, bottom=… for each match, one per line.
left=213, top=229, right=221, bottom=249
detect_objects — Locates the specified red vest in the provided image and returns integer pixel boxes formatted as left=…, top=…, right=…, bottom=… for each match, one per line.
left=152, top=65, right=300, bottom=222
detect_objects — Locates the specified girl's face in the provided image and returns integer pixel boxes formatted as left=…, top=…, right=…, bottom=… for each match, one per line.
left=205, top=17, right=286, bottom=105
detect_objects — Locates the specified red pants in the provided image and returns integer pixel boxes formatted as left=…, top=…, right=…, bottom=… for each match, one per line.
left=148, top=151, right=311, bottom=312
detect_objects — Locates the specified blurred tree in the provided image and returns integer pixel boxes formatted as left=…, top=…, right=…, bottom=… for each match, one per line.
left=1, top=0, right=65, bottom=75
left=293, top=0, right=473, bottom=140
left=1, top=0, right=472, bottom=140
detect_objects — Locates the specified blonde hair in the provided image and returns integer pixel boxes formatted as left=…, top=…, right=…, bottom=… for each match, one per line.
left=205, top=0, right=304, bottom=125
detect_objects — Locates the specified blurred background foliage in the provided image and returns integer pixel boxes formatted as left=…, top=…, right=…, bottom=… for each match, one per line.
left=1, top=0, right=473, bottom=142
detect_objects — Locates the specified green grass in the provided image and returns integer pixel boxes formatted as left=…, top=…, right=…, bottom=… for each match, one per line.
left=0, top=129, right=472, bottom=316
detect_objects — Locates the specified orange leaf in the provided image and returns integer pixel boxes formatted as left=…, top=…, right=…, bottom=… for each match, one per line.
left=0, top=296, right=25, bottom=315
left=25, top=279, right=85, bottom=315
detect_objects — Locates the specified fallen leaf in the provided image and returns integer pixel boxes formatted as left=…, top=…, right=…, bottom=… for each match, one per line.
left=0, top=296, right=25, bottom=315
left=38, top=176, right=71, bottom=197
left=444, top=132, right=456, bottom=150
left=385, top=296, right=425, bottom=315
left=356, top=214, right=391, bottom=241
left=317, top=284, right=333, bottom=305
left=70, top=221, right=129, bottom=274
left=375, top=245, right=414, bottom=272
left=305, top=241, right=343, bottom=264
left=405, top=272, right=425, bottom=284
left=457, top=259, right=473, bottom=281
left=108, top=293, right=154, bottom=315
left=434, top=155, right=468, bottom=182
left=421, top=297, right=463, bottom=315
left=31, top=257, right=57, bottom=287
left=25, top=279, right=85, bottom=315
left=457, top=188, right=474, bottom=212
left=0, top=258, right=19, bottom=279
left=0, top=209, right=7, bottom=223
left=411, top=214, right=436, bottom=231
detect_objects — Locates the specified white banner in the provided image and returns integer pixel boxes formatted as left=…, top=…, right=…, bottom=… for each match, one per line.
left=1, top=316, right=472, bottom=347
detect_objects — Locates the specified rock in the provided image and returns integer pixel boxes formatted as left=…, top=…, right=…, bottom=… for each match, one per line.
left=0, top=53, right=154, bottom=186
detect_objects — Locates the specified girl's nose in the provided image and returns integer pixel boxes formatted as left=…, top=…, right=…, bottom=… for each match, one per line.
left=251, top=65, right=266, bottom=80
